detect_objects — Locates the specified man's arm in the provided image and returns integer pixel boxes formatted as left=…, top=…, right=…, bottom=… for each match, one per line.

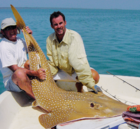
left=8, top=65, right=46, bottom=80
left=68, top=32, right=96, bottom=89
left=46, top=36, right=58, bottom=75
left=8, top=27, right=46, bottom=80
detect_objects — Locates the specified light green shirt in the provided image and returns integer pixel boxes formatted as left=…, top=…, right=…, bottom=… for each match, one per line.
left=46, top=29, right=95, bottom=89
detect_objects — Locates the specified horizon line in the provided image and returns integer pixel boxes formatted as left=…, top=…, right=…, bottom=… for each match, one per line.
left=0, top=7, right=140, bottom=11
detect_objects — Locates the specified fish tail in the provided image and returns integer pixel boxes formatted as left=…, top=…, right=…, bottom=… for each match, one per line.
left=10, top=4, right=26, bottom=29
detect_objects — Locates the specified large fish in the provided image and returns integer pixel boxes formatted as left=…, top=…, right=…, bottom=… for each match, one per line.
left=11, top=5, right=127, bottom=128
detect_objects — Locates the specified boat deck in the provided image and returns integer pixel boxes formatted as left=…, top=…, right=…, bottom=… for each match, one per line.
left=9, top=101, right=44, bottom=129
left=1, top=74, right=140, bottom=129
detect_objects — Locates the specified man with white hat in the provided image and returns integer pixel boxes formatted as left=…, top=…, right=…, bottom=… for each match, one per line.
left=0, top=18, right=46, bottom=98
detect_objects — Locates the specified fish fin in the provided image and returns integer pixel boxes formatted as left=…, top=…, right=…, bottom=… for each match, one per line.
left=39, top=109, right=77, bottom=128
left=32, top=100, right=38, bottom=107
left=39, top=111, right=96, bottom=128
left=32, top=100, right=52, bottom=114
left=39, top=113, right=61, bottom=128
left=10, top=5, right=26, bottom=29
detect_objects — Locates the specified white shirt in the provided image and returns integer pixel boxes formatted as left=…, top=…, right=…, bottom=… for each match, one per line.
left=0, top=37, right=27, bottom=85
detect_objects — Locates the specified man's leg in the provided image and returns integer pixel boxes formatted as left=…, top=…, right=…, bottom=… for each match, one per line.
left=75, top=69, right=100, bottom=92
left=75, top=82, right=83, bottom=92
left=12, top=69, right=35, bottom=99
left=53, top=69, right=100, bottom=92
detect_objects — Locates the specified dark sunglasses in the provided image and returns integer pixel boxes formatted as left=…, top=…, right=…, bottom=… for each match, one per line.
left=4, top=26, right=17, bottom=31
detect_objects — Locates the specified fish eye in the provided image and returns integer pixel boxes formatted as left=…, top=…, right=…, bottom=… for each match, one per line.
left=90, top=103, right=94, bottom=107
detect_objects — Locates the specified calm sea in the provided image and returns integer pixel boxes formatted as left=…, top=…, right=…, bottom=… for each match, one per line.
left=0, top=8, right=140, bottom=94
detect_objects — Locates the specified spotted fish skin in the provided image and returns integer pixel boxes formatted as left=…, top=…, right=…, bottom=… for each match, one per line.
left=24, top=31, right=127, bottom=128
left=11, top=5, right=127, bottom=129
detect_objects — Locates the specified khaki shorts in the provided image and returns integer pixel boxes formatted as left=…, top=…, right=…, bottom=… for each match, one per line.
left=5, top=76, right=22, bottom=92
left=53, top=70, right=93, bottom=92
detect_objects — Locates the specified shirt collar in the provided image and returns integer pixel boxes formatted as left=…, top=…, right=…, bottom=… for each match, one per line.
left=53, top=29, right=69, bottom=44
left=3, top=37, right=17, bottom=43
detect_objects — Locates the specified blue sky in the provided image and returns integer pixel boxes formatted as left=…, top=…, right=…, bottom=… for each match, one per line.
left=0, top=0, right=140, bottom=10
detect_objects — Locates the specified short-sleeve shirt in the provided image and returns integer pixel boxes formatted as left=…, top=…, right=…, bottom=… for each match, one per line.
left=0, top=37, right=27, bottom=85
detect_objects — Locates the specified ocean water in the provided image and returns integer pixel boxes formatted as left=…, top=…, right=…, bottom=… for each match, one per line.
left=0, top=8, right=140, bottom=94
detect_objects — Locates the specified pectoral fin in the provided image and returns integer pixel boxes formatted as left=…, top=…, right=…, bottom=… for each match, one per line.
left=32, top=100, right=38, bottom=107
left=39, top=112, right=66, bottom=128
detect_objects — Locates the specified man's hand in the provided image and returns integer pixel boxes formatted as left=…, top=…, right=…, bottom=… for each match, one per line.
left=22, top=26, right=32, bottom=34
left=37, top=68, right=46, bottom=80
left=26, top=26, right=32, bottom=34
left=24, top=60, right=30, bottom=70
left=92, top=85, right=102, bottom=94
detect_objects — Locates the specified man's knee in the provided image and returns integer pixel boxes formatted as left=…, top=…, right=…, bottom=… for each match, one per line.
left=91, top=69, right=100, bottom=84
left=12, top=69, right=27, bottom=81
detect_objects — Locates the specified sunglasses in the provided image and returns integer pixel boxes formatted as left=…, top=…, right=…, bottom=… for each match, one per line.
left=4, top=26, right=17, bottom=31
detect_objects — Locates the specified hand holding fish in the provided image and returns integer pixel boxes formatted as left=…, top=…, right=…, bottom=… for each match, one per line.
left=36, top=68, right=46, bottom=80
left=92, top=85, right=102, bottom=93
left=21, top=26, right=32, bottom=34
left=25, top=26, right=32, bottom=34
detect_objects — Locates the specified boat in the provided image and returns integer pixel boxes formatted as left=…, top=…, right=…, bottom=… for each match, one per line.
left=0, top=74, right=140, bottom=129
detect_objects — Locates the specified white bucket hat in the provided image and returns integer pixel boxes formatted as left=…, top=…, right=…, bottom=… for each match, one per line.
left=0, top=18, right=20, bottom=39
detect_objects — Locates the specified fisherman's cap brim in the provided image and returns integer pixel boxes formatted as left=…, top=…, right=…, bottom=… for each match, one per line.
left=1, top=18, right=16, bottom=30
